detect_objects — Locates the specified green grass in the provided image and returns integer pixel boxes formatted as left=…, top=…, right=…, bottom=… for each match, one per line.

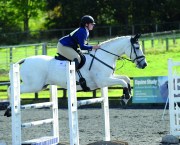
left=0, top=36, right=180, bottom=99
left=116, top=51, right=180, bottom=77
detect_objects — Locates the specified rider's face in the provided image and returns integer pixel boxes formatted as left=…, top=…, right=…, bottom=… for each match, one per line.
left=86, top=23, right=95, bottom=31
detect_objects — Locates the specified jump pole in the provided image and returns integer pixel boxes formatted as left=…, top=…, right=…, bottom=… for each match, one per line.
left=168, top=59, right=180, bottom=136
left=66, top=61, right=79, bottom=145
left=66, top=61, right=110, bottom=145
left=11, top=63, right=21, bottom=145
left=11, top=63, right=59, bottom=145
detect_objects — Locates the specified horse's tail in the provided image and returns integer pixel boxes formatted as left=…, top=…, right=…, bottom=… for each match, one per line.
left=6, top=58, right=25, bottom=110
left=9, top=58, right=25, bottom=86
left=15, top=58, right=26, bottom=65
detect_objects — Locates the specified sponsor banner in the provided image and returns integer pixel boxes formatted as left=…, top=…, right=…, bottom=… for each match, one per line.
left=133, top=76, right=168, bottom=103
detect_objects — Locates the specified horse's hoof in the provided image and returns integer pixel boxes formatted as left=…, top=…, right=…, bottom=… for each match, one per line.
left=4, top=108, right=11, bottom=117
left=120, top=98, right=129, bottom=105
left=122, top=98, right=129, bottom=105
left=119, top=99, right=127, bottom=109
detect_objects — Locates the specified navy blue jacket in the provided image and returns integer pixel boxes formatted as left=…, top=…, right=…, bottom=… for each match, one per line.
left=59, top=27, right=92, bottom=50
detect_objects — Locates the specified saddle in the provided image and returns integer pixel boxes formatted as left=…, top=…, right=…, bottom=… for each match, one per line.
left=55, top=53, right=86, bottom=70
left=55, top=52, right=90, bottom=92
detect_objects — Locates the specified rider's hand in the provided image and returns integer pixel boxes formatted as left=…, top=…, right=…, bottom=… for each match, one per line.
left=92, top=45, right=100, bottom=50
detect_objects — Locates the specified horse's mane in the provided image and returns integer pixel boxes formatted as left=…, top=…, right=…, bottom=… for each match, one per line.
left=99, top=36, right=130, bottom=47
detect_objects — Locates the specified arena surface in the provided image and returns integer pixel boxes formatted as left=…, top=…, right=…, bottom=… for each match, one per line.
left=0, top=108, right=170, bottom=145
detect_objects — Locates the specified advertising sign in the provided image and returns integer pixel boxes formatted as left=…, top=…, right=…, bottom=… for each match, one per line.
left=133, top=76, right=168, bottom=103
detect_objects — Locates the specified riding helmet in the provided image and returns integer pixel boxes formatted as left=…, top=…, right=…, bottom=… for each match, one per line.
left=80, top=15, right=95, bottom=27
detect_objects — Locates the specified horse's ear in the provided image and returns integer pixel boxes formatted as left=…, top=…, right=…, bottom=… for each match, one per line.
left=134, top=34, right=141, bottom=40
left=131, top=34, right=141, bottom=43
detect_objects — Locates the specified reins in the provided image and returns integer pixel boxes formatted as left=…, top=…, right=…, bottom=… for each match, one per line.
left=88, top=40, right=145, bottom=71
left=89, top=48, right=130, bottom=71
left=89, top=49, right=114, bottom=71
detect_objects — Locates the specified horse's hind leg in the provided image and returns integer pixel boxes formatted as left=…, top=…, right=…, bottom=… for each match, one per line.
left=4, top=82, right=43, bottom=117
left=4, top=85, right=21, bottom=117
left=4, top=86, right=11, bottom=117
left=20, top=83, right=44, bottom=93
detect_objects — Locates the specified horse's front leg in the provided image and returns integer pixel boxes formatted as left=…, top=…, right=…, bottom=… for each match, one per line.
left=96, top=77, right=131, bottom=104
left=114, top=74, right=132, bottom=95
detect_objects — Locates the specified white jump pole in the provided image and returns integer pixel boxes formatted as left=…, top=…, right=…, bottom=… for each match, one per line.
left=168, top=59, right=174, bottom=135
left=66, top=61, right=79, bottom=145
left=11, top=63, right=21, bottom=145
left=101, top=87, right=110, bottom=141
left=66, top=62, right=110, bottom=144
left=168, top=59, right=180, bottom=136
left=11, top=64, right=59, bottom=145
left=50, top=85, right=59, bottom=142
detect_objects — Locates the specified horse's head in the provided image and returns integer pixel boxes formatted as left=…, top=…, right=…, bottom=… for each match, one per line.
left=125, top=34, right=147, bottom=69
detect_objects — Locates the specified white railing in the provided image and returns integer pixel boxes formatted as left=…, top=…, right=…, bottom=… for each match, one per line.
left=10, top=63, right=59, bottom=145
left=66, top=62, right=110, bottom=145
left=168, top=59, right=180, bottom=136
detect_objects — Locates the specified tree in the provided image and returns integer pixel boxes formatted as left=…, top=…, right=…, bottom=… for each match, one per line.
left=45, top=0, right=113, bottom=29
left=10, top=0, right=46, bottom=32
left=0, top=0, right=22, bottom=44
left=0, top=0, right=21, bottom=32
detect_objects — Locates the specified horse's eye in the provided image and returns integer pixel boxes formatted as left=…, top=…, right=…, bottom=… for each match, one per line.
left=134, top=43, right=139, bottom=49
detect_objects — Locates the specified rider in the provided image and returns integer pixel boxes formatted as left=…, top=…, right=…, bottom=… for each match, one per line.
left=57, top=15, right=100, bottom=69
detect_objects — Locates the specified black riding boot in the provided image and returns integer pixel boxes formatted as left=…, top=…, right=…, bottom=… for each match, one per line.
left=73, top=58, right=90, bottom=91
left=73, top=58, right=80, bottom=70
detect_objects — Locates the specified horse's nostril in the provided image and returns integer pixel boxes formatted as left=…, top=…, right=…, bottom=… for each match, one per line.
left=142, top=62, right=147, bottom=68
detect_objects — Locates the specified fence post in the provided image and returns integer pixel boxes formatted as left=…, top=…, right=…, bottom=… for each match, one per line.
left=151, top=39, right=154, bottom=48
left=166, top=38, right=169, bottom=51
left=109, top=26, right=112, bottom=37
left=131, top=25, right=135, bottom=35
left=173, top=37, right=176, bottom=45
left=63, top=89, right=67, bottom=99
left=173, top=31, right=176, bottom=44
left=93, top=90, right=97, bottom=98
left=35, top=45, right=38, bottom=55
left=141, top=40, right=145, bottom=54
left=151, top=33, right=154, bottom=48
left=42, top=43, right=47, bottom=55
left=10, top=47, right=13, bottom=63
left=155, top=24, right=158, bottom=32
left=35, top=93, right=38, bottom=100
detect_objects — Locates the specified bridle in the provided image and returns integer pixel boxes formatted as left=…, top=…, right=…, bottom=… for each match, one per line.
left=129, top=39, right=145, bottom=65
left=89, top=38, right=145, bottom=71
